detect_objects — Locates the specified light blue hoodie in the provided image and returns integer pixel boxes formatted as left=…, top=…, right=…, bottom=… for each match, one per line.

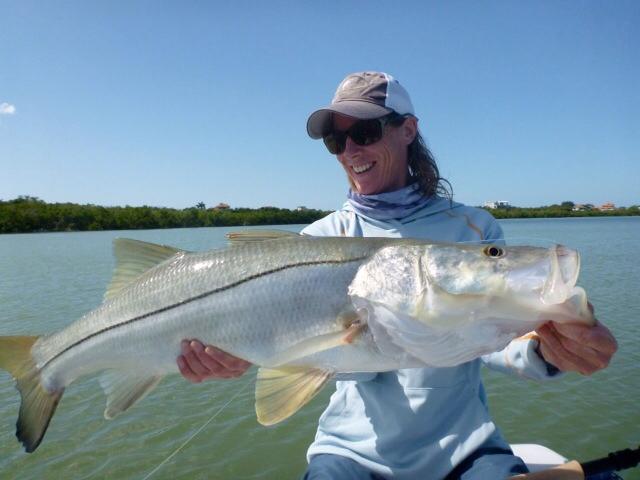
left=301, top=194, right=559, bottom=479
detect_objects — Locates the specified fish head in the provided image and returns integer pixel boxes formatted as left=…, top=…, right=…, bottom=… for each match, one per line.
left=349, top=241, right=592, bottom=368
left=349, top=242, right=588, bottom=326
left=421, top=243, right=580, bottom=305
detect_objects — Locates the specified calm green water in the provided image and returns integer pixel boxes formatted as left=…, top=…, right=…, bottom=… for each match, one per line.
left=0, top=218, right=638, bottom=479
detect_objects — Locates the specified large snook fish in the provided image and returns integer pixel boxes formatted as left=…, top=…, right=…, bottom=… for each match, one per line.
left=0, top=231, right=594, bottom=453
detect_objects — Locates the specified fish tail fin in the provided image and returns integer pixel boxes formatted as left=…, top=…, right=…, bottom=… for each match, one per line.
left=0, top=335, right=64, bottom=453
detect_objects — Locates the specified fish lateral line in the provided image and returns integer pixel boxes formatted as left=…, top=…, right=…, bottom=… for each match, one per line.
left=39, top=256, right=369, bottom=371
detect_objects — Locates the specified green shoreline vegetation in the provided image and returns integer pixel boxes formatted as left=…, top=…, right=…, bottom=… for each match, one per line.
left=0, top=196, right=330, bottom=234
left=1, top=196, right=638, bottom=234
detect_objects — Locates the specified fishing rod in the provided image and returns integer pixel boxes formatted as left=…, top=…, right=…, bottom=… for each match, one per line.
left=582, top=445, right=640, bottom=478
left=511, top=445, right=640, bottom=479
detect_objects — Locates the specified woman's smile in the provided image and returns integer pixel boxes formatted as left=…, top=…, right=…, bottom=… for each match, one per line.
left=352, top=162, right=374, bottom=174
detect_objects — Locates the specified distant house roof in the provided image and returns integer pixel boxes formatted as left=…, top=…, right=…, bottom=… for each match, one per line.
left=483, top=201, right=510, bottom=209
left=212, top=202, right=230, bottom=210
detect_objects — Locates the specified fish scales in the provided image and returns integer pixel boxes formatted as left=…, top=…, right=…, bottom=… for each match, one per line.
left=33, top=237, right=396, bottom=388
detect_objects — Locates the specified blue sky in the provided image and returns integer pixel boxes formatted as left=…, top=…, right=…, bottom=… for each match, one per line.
left=1, top=1, right=638, bottom=210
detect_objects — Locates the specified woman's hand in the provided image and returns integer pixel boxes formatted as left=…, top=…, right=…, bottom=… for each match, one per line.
left=536, top=305, right=617, bottom=375
left=177, top=340, right=252, bottom=383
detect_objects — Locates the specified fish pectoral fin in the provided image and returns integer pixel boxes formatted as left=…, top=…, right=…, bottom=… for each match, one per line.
left=225, top=229, right=300, bottom=246
left=105, top=239, right=187, bottom=301
left=262, top=325, right=364, bottom=369
left=255, top=366, right=333, bottom=426
left=99, top=370, right=163, bottom=419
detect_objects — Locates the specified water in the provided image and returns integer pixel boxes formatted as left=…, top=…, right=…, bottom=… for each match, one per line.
left=0, top=218, right=638, bottom=479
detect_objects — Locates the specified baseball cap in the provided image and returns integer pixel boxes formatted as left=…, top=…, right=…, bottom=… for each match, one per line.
left=306, top=71, right=415, bottom=139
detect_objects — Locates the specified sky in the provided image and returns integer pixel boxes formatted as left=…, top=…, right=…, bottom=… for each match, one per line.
left=0, top=1, right=638, bottom=211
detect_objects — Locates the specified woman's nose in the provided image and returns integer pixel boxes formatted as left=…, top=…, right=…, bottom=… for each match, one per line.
left=343, top=136, right=360, bottom=156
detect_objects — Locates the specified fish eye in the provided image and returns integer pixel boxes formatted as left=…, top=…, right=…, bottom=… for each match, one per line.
left=483, top=245, right=505, bottom=258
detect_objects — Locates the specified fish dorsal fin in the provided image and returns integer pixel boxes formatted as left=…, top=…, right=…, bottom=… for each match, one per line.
left=105, top=239, right=185, bottom=300
left=99, top=370, right=163, bottom=419
left=255, top=366, right=333, bottom=426
left=226, top=229, right=300, bottom=246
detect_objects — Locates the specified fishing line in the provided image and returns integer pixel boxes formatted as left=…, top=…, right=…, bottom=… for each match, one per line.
left=141, top=376, right=253, bottom=480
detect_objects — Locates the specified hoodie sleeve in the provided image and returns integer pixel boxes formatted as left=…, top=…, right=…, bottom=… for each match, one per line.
left=484, top=217, right=505, bottom=245
left=481, top=335, right=562, bottom=380
left=301, top=212, right=347, bottom=236
left=300, top=219, right=332, bottom=236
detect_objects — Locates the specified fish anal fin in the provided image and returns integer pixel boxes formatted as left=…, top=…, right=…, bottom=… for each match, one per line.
left=0, top=335, right=64, bottom=453
left=255, top=366, right=333, bottom=426
left=99, top=370, right=163, bottom=419
left=105, top=239, right=185, bottom=300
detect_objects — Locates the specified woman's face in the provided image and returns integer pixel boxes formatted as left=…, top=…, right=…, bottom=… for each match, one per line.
left=333, top=113, right=416, bottom=195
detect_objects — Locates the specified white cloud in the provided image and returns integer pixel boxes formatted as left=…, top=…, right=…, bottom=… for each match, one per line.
left=0, top=102, right=16, bottom=115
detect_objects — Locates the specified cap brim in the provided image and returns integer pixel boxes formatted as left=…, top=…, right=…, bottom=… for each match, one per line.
left=306, top=101, right=392, bottom=139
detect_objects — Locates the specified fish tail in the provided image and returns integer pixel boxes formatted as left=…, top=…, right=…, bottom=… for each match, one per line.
left=0, top=335, right=64, bottom=453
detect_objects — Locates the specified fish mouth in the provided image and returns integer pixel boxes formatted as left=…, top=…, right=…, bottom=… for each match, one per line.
left=540, top=244, right=580, bottom=305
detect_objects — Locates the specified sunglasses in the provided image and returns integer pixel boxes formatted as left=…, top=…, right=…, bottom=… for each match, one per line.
left=322, top=114, right=405, bottom=155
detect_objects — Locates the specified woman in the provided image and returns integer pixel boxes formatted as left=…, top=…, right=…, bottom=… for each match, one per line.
left=178, top=72, right=617, bottom=479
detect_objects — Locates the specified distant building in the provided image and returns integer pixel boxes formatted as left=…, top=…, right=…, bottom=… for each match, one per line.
left=483, top=200, right=511, bottom=209
left=572, top=203, right=594, bottom=211
left=296, top=206, right=308, bottom=211
left=211, top=202, right=230, bottom=210
left=598, top=202, right=616, bottom=211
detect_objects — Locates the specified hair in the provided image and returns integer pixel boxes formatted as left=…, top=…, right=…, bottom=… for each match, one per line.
left=338, top=113, right=452, bottom=199
left=389, top=115, right=452, bottom=199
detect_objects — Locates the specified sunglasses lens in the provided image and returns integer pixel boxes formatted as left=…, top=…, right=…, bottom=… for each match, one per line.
left=322, top=117, right=389, bottom=154
left=323, top=132, right=346, bottom=154
left=349, top=120, right=383, bottom=146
